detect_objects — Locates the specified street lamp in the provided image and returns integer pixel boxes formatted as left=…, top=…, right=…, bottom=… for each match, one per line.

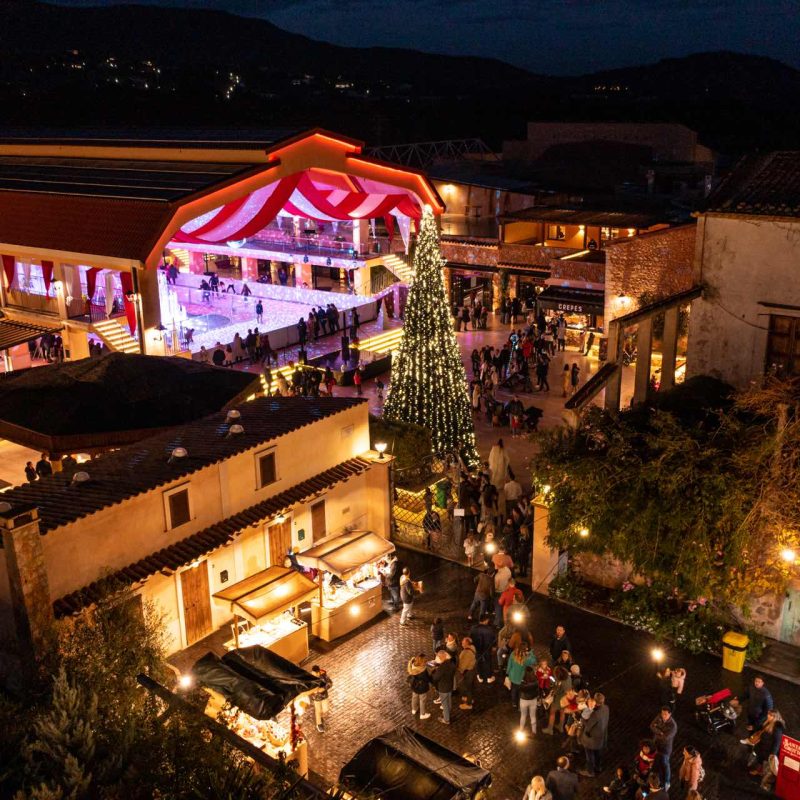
left=178, top=674, right=193, bottom=690
left=651, top=647, right=665, bottom=663
left=579, top=527, right=590, bottom=538
left=781, top=548, right=797, bottom=564
left=512, top=611, right=524, bottom=624
left=514, top=729, right=527, bottom=744
left=375, top=441, right=387, bottom=460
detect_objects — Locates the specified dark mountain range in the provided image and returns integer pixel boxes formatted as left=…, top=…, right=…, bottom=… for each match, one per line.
left=0, top=1, right=798, bottom=154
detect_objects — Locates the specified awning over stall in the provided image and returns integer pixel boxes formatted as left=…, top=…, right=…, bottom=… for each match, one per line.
left=212, top=566, right=319, bottom=625
left=223, top=645, right=324, bottom=706
left=536, top=285, right=605, bottom=316
left=339, top=726, right=492, bottom=800
left=295, top=530, right=394, bottom=578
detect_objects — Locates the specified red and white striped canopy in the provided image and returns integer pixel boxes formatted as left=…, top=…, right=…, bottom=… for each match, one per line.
left=174, top=170, right=423, bottom=245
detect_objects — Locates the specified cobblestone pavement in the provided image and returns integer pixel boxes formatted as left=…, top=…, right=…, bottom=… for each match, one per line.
left=300, top=547, right=794, bottom=800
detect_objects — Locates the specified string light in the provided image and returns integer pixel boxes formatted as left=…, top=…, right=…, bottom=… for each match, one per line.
left=383, top=207, right=479, bottom=466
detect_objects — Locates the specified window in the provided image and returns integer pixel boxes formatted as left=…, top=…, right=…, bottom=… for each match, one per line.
left=547, top=224, right=566, bottom=241
left=257, top=451, right=277, bottom=488
left=766, top=314, right=800, bottom=377
left=164, top=486, right=191, bottom=529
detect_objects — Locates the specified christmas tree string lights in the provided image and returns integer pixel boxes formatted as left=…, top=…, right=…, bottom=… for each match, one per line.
left=384, top=206, right=479, bottom=466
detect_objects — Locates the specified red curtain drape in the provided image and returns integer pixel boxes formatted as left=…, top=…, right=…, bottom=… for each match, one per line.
left=86, top=267, right=100, bottom=301
left=41, top=260, right=54, bottom=294
left=1, top=255, right=15, bottom=289
left=384, top=215, right=395, bottom=244
left=119, top=271, right=137, bottom=335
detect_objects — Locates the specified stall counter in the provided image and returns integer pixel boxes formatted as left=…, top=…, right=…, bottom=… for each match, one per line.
left=311, top=581, right=382, bottom=641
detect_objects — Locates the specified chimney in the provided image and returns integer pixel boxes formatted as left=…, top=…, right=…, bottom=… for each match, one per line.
left=1, top=505, right=54, bottom=674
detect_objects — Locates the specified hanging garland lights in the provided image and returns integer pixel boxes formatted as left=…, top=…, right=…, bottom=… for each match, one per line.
left=384, top=206, right=479, bottom=466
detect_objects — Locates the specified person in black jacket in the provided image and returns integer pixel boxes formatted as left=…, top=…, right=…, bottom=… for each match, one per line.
left=546, top=756, right=579, bottom=800
left=550, top=626, right=572, bottom=663
left=430, top=650, right=456, bottom=725
left=407, top=654, right=432, bottom=720
left=469, top=614, right=497, bottom=684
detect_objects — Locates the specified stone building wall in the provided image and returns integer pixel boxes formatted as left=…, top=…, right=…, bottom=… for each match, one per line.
left=603, top=224, right=696, bottom=323
left=440, top=239, right=498, bottom=268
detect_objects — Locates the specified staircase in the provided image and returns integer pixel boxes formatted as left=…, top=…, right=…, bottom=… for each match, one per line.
left=92, top=318, right=141, bottom=354
left=382, top=253, right=414, bottom=284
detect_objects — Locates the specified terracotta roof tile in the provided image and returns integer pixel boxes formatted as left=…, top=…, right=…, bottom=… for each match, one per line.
left=705, top=151, right=800, bottom=219
left=1, top=395, right=366, bottom=534
left=52, top=456, right=372, bottom=617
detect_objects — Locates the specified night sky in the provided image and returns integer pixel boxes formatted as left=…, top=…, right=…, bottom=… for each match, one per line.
left=52, top=0, right=800, bottom=75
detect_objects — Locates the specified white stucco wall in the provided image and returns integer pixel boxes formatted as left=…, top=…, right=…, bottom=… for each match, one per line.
left=687, top=215, right=800, bottom=387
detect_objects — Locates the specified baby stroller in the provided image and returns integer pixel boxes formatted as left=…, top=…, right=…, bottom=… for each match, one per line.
left=695, top=687, right=739, bottom=734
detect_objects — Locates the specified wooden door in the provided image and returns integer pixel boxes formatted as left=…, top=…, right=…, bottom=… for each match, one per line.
left=241, top=528, right=267, bottom=577
left=181, top=561, right=212, bottom=645
left=311, top=499, right=327, bottom=542
left=267, top=520, right=293, bottom=567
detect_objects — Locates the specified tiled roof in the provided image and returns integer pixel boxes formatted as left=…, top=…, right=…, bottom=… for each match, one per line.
left=1, top=395, right=366, bottom=534
left=52, top=456, right=372, bottom=617
left=0, top=318, right=62, bottom=350
left=705, top=152, right=800, bottom=218
left=501, top=206, right=669, bottom=228
left=0, top=191, right=174, bottom=262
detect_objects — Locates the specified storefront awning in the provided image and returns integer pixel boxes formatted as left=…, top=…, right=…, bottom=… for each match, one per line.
left=213, top=566, right=319, bottom=625
left=536, top=285, right=605, bottom=315
left=295, top=530, right=394, bottom=578
left=0, top=318, right=62, bottom=351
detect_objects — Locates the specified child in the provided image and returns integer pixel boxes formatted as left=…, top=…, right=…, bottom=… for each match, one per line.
left=463, top=532, right=478, bottom=567
left=635, top=740, right=656, bottom=785
left=671, top=666, right=687, bottom=696
left=536, top=659, right=553, bottom=693
left=309, top=665, right=332, bottom=733
left=431, top=617, right=444, bottom=655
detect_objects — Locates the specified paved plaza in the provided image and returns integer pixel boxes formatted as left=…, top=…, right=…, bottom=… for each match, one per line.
left=297, top=547, right=794, bottom=799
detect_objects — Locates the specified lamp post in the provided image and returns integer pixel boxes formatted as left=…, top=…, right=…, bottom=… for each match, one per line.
left=375, top=441, right=387, bottom=460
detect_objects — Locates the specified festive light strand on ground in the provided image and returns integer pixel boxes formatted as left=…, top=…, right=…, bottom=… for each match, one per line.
left=384, top=206, right=479, bottom=466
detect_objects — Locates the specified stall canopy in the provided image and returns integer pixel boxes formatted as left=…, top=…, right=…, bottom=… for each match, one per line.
left=212, top=566, right=319, bottom=625
left=192, top=646, right=323, bottom=720
left=223, top=645, right=324, bottom=706
left=295, top=530, right=395, bottom=578
left=192, top=651, right=285, bottom=720
left=339, top=726, right=491, bottom=800
left=536, top=285, right=605, bottom=316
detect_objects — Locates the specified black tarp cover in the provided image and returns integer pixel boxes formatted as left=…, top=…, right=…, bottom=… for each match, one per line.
left=191, top=652, right=284, bottom=720
left=339, top=726, right=491, bottom=799
left=222, top=646, right=324, bottom=706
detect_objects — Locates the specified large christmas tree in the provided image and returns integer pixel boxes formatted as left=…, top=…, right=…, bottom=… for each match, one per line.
left=384, top=206, right=479, bottom=465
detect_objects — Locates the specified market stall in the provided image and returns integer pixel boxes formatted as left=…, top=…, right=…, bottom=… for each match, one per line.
left=212, top=566, right=319, bottom=663
left=536, top=284, right=605, bottom=350
left=295, top=530, right=394, bottom=641
left=338, top=726, right=492, bottom=799
left=192, top=647, right=324, bottom=777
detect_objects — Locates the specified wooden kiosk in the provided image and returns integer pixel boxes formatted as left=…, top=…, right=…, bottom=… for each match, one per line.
left=212, top=566, right=319, bottom=663
left=295, top=530, right=394, bottom=642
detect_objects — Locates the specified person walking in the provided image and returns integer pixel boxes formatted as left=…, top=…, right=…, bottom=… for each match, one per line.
left=519, top=665, right=540, bottom=735
left=650, top=705, right=678, bottom=790
left=546, top=756, right=579, bottom=800
left=309, top=665, right=332, bottom=733
left=561, top=364, right=570, bottom=397
left=506, top=643, right=537, bottom=710
left=407, top=654, right=432, bottom=720
left=431, top=650, right=456, bottom=725
left=578, top=693, right=609, bottom=777
left=353, top=366, right=363, bottom=396
left=522, top=775, right=552, bottom=800
left=255, top=299, right=264, bottom=324
left=488, top=438, right=510, bottom=491
left=457, top=637, right=477, bottom=710
left=399, top=567, right=416, bottom=625
left=469, top=614, right=497, bottom=685
left=543, top=666, right=572, bottom=735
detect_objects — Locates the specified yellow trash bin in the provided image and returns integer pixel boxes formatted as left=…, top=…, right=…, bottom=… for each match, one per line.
left=722, top=631, right=749, bottom=672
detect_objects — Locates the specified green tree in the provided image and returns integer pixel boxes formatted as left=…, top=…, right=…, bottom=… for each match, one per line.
left=533, top=377, right=800, bottom=606
left=384, top=207, right=479, bottom=465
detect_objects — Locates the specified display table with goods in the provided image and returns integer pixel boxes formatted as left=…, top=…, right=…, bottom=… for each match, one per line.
left=213, top=566, right=319, bottom=664
left=337, top=725, right=492, bottom=799
left=191, top=646, right=325, bottom=778
left=295, top=530, right=395, bottom=641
